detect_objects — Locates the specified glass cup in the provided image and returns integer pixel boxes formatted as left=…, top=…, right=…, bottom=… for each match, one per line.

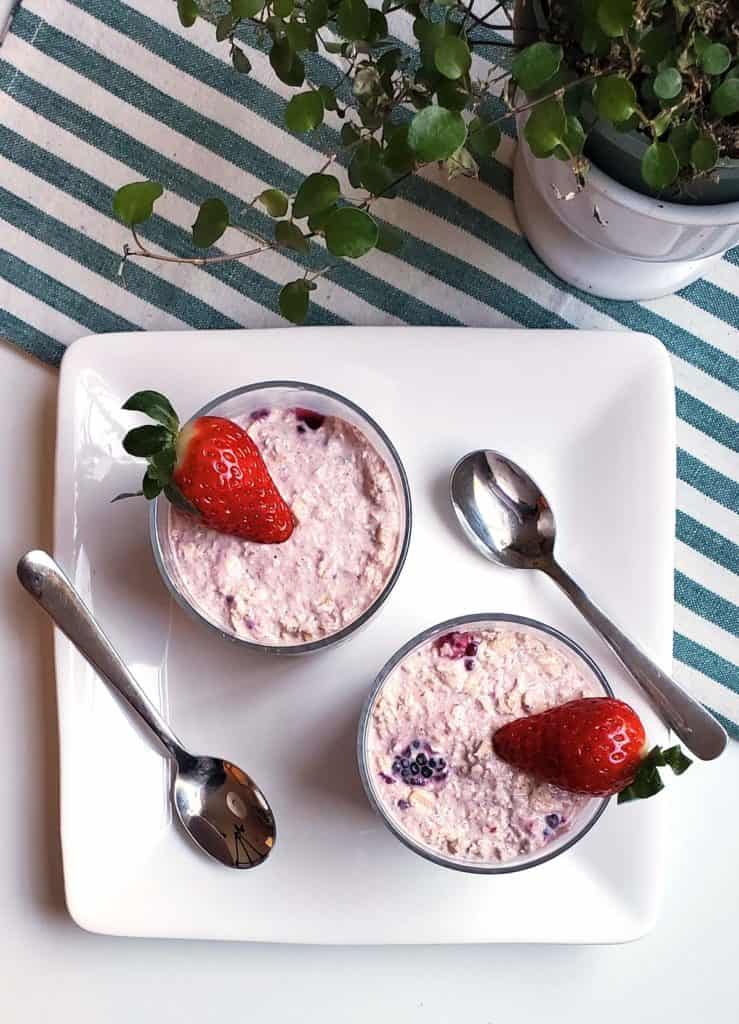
left=357, top=613, right=612, bottom=873
left=150, top=381, right=412, bottom=655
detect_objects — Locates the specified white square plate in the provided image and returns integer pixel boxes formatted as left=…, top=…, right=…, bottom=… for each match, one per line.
left=54, top=328, right=674, bottom=943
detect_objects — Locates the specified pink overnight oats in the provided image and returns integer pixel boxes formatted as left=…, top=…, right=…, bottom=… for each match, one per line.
left=366, top=623, right=606, bottom=866
left=166, top=406, right=402, bottom=646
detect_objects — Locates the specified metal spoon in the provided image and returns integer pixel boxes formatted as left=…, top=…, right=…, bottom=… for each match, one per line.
left=17, top=549, right=276, bottom=868
left=450, top=451, right=727, bottom=760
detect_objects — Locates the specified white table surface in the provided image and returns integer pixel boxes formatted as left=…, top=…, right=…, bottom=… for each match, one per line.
left=1, top=340, right=736, bottom=1022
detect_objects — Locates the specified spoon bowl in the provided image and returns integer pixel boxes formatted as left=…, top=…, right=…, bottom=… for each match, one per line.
left=17, top=550, right=276, bottom=869
left=450, top=451, right=727, bottom=761
left=451, top=449, right=555, bottom=568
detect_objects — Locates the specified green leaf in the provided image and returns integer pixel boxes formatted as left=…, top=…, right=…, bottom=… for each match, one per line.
left=275, top=220, right=310, bottom=252
left=552, top=114, right=586, bottom=159
left=444, top=145, right=478, bottom=181
left=307, top=205, right=337, bottom=232
left=111, top=491, right=143, bottom=502
left=617, top=767, right=663, bottom=803
left=670, top=119, right=699, bottom=165
left=231, top=0, right=264, bottom=16
left=270, top=38, right=304, bottom=86
left=596, top=0, right=634, bottom=38
left=216, top=14, right=234, bottom=41
left=286, top=20, right=317, bottom=52
left=651, top=109, right=673, bottom=138
left=593, top=75, right=638, bottom=123
left=711, top=78, right=739, bottom=118
left=122, top=391, right=179, bottom=433
left=617, top=743, right=691, bottom=803
left=285, top=90, right=324, bottom=132
left=653, top=67, right=682, bottom=101
left=434, top=36, right=471, bottom=81
left=305, top=0, right=328, bottom=30
left=693, top=32, right=711, bottom=59
left=256, top=188, right=289, bottom=217
left=148, top=447, right=176, bottom=481
left=231, top=45, right=252, bottom=73
left=112, top=181, right=163, bottom=226
left=177, top=0, right=198, bottom=28
left=701, top=43, right=731, bottom=76
left=375, top=222, right=404, bottom=254
left=467, top=116, right=501, bottom=158
left=523, top=98, right=567, bottom=157
left=273, top=0, right=294, bottom=15
left=640, top=25, right=675, bottom=68
left=436, top=78, right=468, bottom=112
left=661, top=745, right=692, bottom=776
left=266, top=14, right=287, bottom=39
left=511, top=42, right=563, bottom=93
left=641, top=141, right=679, bottom=190
left=341, top=122, right=361, bottom=146
left=318, top=85, right=337, bottom=111
left=367, top=9, right=388, bottom=44
left=324, top=207, right=379, bottom=258
left=142, top=469, right=163, bottom=500
left=123, top=425, right=172, bottom=457
left=384, top=128, right=416, bottom=173
left=407, top=106, right=467, bottom=163
left=336, top=0, right=370, bottom=41
left=292, top=173, right=341, bottom=219
left=691, top=135, right=719, bottom=172
left=279, top=279, right=311, bottom=323
left=191, top=198, right=229, bottom=248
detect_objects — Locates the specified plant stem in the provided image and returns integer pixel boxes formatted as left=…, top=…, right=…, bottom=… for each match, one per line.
left=127, top=227, right=272, bottom=266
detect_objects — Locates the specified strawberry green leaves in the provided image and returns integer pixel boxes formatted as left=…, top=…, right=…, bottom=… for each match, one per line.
left=408, top=106, right=466, bottom=163
left=112, top=181, right=163, bottom=226
left=191, top=198, right=229, bottom=248
left=122, top=391, right=179, bottom=433
left=617, top=745, right=692, bottom=804
left=122, top=425, right=173, bottom=458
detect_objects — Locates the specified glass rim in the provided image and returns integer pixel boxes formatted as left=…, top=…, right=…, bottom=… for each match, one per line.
left=149, top=380, right=413, bottom=655
left=357, top=612, right=613, bottom=875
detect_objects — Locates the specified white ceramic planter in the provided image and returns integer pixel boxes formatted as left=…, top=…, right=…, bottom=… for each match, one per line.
left=514, top=133, right=739, bottom=301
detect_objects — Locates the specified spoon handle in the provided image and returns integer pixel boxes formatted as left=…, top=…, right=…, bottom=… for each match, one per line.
left=544, top=560, right=727, bottom=760
left=18, top=550, right=185, bottom=762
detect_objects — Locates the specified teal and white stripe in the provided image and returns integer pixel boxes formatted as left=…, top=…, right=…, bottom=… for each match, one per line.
left=1, top=0, right=737, bottom=731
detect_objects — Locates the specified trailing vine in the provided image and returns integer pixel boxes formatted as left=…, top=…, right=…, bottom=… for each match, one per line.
left=112, top=0, right=739, bottom=323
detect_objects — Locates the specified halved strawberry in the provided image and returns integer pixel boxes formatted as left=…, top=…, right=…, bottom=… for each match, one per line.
left=493, top=697, right=692, bottom=802
left=115, top=390, right=294, bottom=544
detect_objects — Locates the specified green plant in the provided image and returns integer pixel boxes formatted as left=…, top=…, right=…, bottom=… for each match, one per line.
left=113, top=0, right=739, bottom=323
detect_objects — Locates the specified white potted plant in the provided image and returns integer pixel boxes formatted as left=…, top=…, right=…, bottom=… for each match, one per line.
left=113, top=1, right=739, bottom=316
left=512, top=0, right=739, bottom=299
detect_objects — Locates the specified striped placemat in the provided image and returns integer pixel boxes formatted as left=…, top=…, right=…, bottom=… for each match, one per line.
left=1, top=0, right=737, bottom=733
